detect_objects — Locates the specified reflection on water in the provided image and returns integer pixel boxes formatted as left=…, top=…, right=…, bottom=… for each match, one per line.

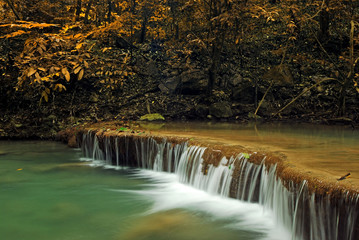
left=0, top=141, right=286, bottom=240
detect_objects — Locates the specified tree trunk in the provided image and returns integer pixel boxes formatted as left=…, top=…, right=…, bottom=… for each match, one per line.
left=139, top=15, right=147, bottom=43
left=207, top=35, right=224, bottom=95
left=169, top=0, right=179, bottom=40
left=107, top=0, right=112, bottom=22
left=75, top=0, right=82, bottom=21
left=5, top=0, right=21, bottom=20
left=319, top=0, right=330, bottom=42
left=338, top=20, right=355, bottom=116
left=84, top=0, right=94, bottom=24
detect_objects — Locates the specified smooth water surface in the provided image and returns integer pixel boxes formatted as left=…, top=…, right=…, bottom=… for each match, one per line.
left=0, top=141, right=286, bottom=240
left=150, top=122, right=359, bottom=183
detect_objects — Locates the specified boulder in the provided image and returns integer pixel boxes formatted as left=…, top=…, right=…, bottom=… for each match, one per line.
left=209, top=102, right=233, bottom=118
left=232, top=81, right=255, bottom=104
left=263, top=64, right=294, bottom=86
left=194, top=104, right=209, bottom=118
left=228, top=73, right=243, bottom=87
left=136, top=58, right=159, bottom=77
left=179, top=69, right=207, bottom=95
left=159, top=76, right=180, bottom=94
left=145, top=60, right=159, bottom=77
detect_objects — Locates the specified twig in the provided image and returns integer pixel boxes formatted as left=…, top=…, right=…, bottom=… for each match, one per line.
left=254, top=80, right=273, bottom=116
left=273, top=77, right=337, bottom=116
left=5, top=0, right=21, bottom=20
left=312, top=32, right=346, bottom=83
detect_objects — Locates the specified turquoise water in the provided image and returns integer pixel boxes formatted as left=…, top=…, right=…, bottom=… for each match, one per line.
left=0, top=141, right=278, bottom=240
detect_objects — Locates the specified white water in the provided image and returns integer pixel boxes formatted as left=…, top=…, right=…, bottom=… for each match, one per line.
left=79, top=131, right=359, bottom=240
left=115, top=169, right=291, bottom=240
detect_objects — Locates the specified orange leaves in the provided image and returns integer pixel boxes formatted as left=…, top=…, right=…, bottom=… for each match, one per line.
left=62, top=68, right=71, bottom=81
left=75, top=42, right=84, bottom=50
left=0, top=21, right=59, bottom=30
left=0, top=30, right=29, bottom=39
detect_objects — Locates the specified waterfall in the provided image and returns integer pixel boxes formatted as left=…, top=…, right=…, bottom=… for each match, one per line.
left=78, top=130, right=359, bottom=240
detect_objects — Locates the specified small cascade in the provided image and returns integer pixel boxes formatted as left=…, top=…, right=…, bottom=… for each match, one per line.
left=78, top=130, right=359, bottom=240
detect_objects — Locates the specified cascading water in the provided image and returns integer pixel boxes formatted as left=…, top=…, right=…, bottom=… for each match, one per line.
left=78, top=130, right=359, bottom=240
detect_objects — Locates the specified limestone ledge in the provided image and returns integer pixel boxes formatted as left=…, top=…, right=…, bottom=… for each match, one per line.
left=57, top=122, right=359, bottom=198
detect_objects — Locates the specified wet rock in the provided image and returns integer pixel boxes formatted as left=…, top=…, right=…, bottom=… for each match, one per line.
left=159, top=76, right=180, bottom=94
left=146, top=60, right=159, bottom=77
left=179, top=69, right=207, bottom=95
left=263, top=64, right=294, bottom=86
left=232, top=81, right=255, bottom=104
left=228, top=73, right=243, bottom=87
left=194, top=104, right=209, bottom=118
left=137, top=58, right=159, bottom=77
left=67, top=135, right=77, bottom=148
left=209, top=101, right=233, bottom=118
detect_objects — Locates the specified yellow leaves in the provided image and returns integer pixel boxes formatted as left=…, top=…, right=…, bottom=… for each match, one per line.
left=354, top=74, right=359, bottom=94
left=74, top=66, right=82, bottom=74
left=78, top=69, right=84, bottom=80
left=287, top=21, right=297, bottom=34
left=35, top=72, right=41, bottom=81
left=54, top=84, right=66, bottom=92
left=61, top=25, right=69, bottom=34
left=72, top=63, right=85, bottom=80
left=27, top=68, right=37, bottom=77
left=74, top=33, right=83, bottom=39
left=102, top=47, right=112, bottom=52
left=62, top=67, right=71, bottom=81
left=40, top=76, right=51, bottom=82
left=75, top=42, right=84, bottom=50
left=41, top=88, right=50, bottom=103
left=123, top=54, right=130, bottom=64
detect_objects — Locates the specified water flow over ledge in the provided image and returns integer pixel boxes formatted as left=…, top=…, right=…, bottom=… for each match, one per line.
left=77, top=129, right=359, bottom=240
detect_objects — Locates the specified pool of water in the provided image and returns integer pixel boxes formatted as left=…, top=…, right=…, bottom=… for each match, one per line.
left=147, top=122, right=359, bottom=184
left=0, top=141, right=288, bottom=240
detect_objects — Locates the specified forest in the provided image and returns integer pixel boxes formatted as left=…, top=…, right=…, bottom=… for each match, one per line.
left=0, top=0, right=358, bottom=138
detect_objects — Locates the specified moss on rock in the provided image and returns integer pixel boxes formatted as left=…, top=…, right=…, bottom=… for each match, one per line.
left=139, top=113, right=165, bottom=121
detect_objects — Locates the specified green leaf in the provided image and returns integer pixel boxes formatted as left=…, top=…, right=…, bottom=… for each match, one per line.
left=242, top=153, right=250, bottom=159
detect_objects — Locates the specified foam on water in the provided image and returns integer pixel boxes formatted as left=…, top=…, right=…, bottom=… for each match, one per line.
left=110, top=169, right=291, bottom=240
left=79, top=131, right=359, bottom=240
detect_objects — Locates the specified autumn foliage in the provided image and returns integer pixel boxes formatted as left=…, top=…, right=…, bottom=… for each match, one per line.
left=0, top=0, right=358, bottom=117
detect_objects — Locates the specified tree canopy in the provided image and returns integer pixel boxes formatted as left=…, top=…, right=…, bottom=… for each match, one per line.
left=0, top=0, right=358, bottom=134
